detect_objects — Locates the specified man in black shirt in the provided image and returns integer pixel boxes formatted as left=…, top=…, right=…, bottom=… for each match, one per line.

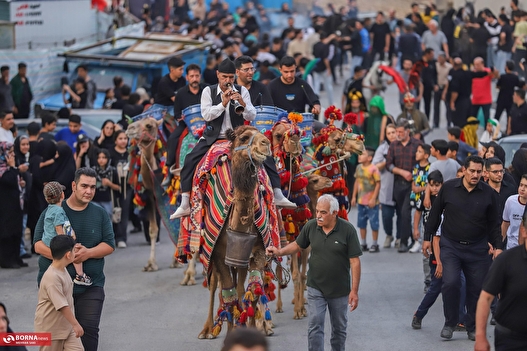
left=497, top=14, right=513, bottom=74
left=495, top=61, right=521, bottom=122
left=507, top=88, right=527, bottom=135
left=153, top=57, right=186, bottom=112
left=446, top=57, right=491, bottom=127
left=234, top=56, right=273, bottom=107
left=475, top=205, right=527, bottom=350
left=397, top=25, right=421, bottom=63
left=417, top=48, right=438, bottom=122
left=484, top=157, right=517, bottom=214
left=424, top=155, right=502, bottom=341
left=163, top=64, right=204, bottom=186
left=268, top=56, right=321, bottom=115
left=368, top=12, right=391, bottom=65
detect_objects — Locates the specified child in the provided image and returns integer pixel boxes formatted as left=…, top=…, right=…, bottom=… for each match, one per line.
left=446, top=141, right=462, bottom=165
left=92, top=149, right=120, bottom=219
left=410, top=144, right=431, bottom=253
left=479, top=118, right=501, bottom=144
left=103, top=88, right=116, bottom=109
left=34, top=235, right=84, bottom=351
left=351, top=147, right=381, bottom=252
left=412, top=170, right=443, bottom=329
left=501, top=174, right=527, bottom=249
left=42, top=181, right=91, bottom=286
left=447, top=127, right=477, bottom=163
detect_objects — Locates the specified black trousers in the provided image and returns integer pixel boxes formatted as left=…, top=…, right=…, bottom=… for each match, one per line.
left=166, top=122, right=187, bottom=168
left=180, top=139, right=281, bottom=193
left=452, top=96, right=471, bottom=127
left=470, top=103, right=491, bottom=127
left=494, top=101, right=512, bottom=124
left=433, top=87, right=444, bottom=128
left=439, top=236, right=490, bottom=332
left=392, top=180, right=412, bottom=246
left=74, top=286, right=105, bottom=351
left=495, top=324, right=527, bottom=351
left=421, top=85, right=433, bottom=122
left=0, top=235, right=21, bottom=267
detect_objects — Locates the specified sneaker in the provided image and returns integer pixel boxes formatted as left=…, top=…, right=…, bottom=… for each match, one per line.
left=383, top=236, right=394, bottom=248
left=361, top=244, right=368, bottom=252
left=440, top=325, right=454, bottom=339
left=369, top=244, right=380, bottom=253
left=395, top=238, right=401, bottom=249
left=455, top=323, right=466, bottom=332
left=409, top=241, right=422, bottom=253
left=412, top=315, right=422, bottom=329
left=274, top=197, right=297, bottom=209
left=467, top=331, right=475, bottom=341
left=117, top=241, right=127, bottom=248
left=170, top=206, right=191, bottom=219
left=397, top=243, right=409, bottom=253
left=74, top=274, right=93, bottom=286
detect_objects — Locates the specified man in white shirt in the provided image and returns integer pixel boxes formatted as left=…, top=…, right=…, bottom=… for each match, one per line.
left=0, top=111, right=15, bottom=143
left=421, top=20, right=449, bottom=59
left=502, top=175, right=527, bottom=249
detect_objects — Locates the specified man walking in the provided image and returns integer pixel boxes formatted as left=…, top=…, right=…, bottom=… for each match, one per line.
left=267, top=194, right=362, bottom=351
left=386, top=119, right=422, bottom=252
left=10, top=62, right=32, bottom=119
left=33, top=167, right=115, bottom=351
left=424, top=155, right=502, bottom=341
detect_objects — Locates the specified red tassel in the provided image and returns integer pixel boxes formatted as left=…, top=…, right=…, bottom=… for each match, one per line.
left=338, top=208, right=347, bottom=219
left=268, top=292, right=276, bottom=301
left=254, top=286, right=263, bottom=296
left=247, top=305, right=255, bottom=317
left=239, top=311, right=247, bottom=324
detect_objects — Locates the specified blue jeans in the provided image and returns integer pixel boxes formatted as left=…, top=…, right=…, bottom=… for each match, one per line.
left=496, top=50, right=512, bottom=75
left=74, top=286, right=105, bottom=351
left=357, top=204, right=379, bottom=230
left=350, top=55, right=363, bottom=74
left=381, top=204, right=396, bottom=237
left=20, top=213, right=28, bottom=256
left=307, top=287, right=348, bottom=351
left=95, top=201, right=112, bottom=219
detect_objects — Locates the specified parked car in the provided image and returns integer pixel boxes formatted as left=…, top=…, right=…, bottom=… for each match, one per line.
left=498, top=134, right=527, bottom=168
left=14, top=118, right=101, bottom=141
left=35, top=35, right=210, bottom=114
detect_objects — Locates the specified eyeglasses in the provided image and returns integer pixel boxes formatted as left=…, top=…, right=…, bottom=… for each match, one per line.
left=488, top=169, right=505, bottom=174
left=239, top=67, right=255, bottom=73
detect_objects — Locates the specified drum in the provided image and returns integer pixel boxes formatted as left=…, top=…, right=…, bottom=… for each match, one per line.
left=251, top=105, right=285, bottom=133
left=299, top=113, right=314, bottom=147
left=182, top=104, right=205, bottom=139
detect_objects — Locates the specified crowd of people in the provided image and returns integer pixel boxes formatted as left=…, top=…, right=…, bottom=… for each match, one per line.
left=1, top=0, right=527, bottom=350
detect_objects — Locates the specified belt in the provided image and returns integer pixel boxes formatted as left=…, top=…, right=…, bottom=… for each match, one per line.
left=495, top=323, right=527, bottom=338
left=458, top=240, right=470, bottom=245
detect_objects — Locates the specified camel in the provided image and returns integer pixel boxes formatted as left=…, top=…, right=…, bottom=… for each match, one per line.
left=126, top=117, right=164, bottom=272
left=195, top=126, right=277, bottom=339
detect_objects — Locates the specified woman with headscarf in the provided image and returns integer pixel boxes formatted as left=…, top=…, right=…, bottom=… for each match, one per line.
left=0, top=142, right=26, bottom=268
left=14, top=135, right=33, bottom=259
left=0, top=302, right=28, bottom=351
left=364, top=95, right=395, bottom=150
left=54, top=141, right=76, bottom=198
left=26, top=139, right=58, bottom=248
left=94, top=119, right=116, bottom=151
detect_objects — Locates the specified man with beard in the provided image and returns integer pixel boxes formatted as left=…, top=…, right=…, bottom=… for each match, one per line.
left=268, top=56, right=321, bottom=116
left=234, top=56, right=273, bottom=107
left=163, top=64, right=206, bottom=187
left=423, top=155, right=502, bottom=341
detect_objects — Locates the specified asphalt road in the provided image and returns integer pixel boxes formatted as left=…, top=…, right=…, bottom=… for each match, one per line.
left=0, top=72, right=495, bottom=351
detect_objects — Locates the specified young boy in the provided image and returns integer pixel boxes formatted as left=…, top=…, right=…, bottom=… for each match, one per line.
left=446, top=141, right=462, bottom=165
left=501, top=174, right=527, bottom=249
left=412, top=170, right=444, bottom=329
left=34, top=235, right=84, bottom=351
left=447, top=127, right=477, bottom=163
left=410, top=144, right=431, bottom=253
left=351, top=147, right=381, bottom=252
left=42, top=181, right=91, bottom=286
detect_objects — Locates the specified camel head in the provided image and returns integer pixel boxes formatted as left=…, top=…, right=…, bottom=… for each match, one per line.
left=307, top=173, right=333, bottom=192
left=343, top=132, right=365, bottom=155
left=228, top=125, right=271, bottom=195
left=326, top=128, right=344, bottom=151
left=126, top=117, right=162, bottom=148
left=269, top=121, right=303, bottom=158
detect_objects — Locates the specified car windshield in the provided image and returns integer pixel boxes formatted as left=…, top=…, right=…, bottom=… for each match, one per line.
left=80, top=67, right=135, bottom=92
left=500, top=141, right=521, bottom=168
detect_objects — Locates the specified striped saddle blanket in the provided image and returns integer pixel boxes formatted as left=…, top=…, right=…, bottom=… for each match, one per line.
left=177, top=141, right=280, bottom=276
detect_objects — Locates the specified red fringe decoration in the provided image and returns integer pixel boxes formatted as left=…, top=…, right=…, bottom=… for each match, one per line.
left=324, top=105, right=343, bottom=121
left=344, top=112, right=358, bottom=126
left=290, top=175, right=308, bottom=191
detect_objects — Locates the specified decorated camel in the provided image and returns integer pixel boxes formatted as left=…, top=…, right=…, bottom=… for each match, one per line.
left=175, top=125, right=279, bottom=339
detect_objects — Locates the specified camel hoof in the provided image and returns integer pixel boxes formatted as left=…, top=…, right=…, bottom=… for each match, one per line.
left=142, top=263, right=159, bottom=272
left=170, top=262, right=184, bottom=268
left=266, top=329, right=274, bottom=336
left=293, top=313, right=302, bottom=320
left=275, top=307, right=283, bottom=313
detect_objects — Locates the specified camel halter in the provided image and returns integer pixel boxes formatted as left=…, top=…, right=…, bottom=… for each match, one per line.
left=233, top=132, right=260, bottom=170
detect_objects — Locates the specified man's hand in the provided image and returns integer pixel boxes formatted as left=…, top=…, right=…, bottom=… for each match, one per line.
left=101, top=178, right=112, bottom=187
left=450, top=101, right=456, bottom=111
left=351, top=198, right=356, bottom=207
left=422, top=241, right=431, bottom=258
left=493, top=249, right=503, bottom=259
left=312, top=105, right=321, bottom=115
left=413, top=229, right=420, bottom=241
left=73, top=244, right=91, bottom=264
left=73, top=323, right=84, bottom=338
left=399, top=169, right=413, bottom=182
left=435, top=262, right=443, bottom=278
left=266, top=245, right=280, bottom=257
left=433, top=85, right=439, bottom=92
left=348, top=291, right=359, bottom=312
left=474, top=337, right=491, bottom=351
left=18, top=163, right=29, bottom=173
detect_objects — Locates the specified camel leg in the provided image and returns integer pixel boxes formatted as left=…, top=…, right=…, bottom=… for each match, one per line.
left=292, top=253, right=304, bottom=320
left=198, top=270, right=218, bottom=339
left=180, top=252, right=197, bottom=286
left=301, top=247, right=310, bottom=315
left=143, top=200, right=159, bottom=272
left=275, top=264, right=283, bottom=313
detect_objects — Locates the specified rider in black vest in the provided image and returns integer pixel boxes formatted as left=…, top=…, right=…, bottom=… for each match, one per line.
left=170, top=59, right=296, bottom=219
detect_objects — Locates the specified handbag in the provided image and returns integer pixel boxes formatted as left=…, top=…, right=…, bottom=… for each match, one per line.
left=110, top=184, right=122, bottom=224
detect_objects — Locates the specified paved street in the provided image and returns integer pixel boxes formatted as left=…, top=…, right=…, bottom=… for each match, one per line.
left=0, top=76, right=495, bottom=350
